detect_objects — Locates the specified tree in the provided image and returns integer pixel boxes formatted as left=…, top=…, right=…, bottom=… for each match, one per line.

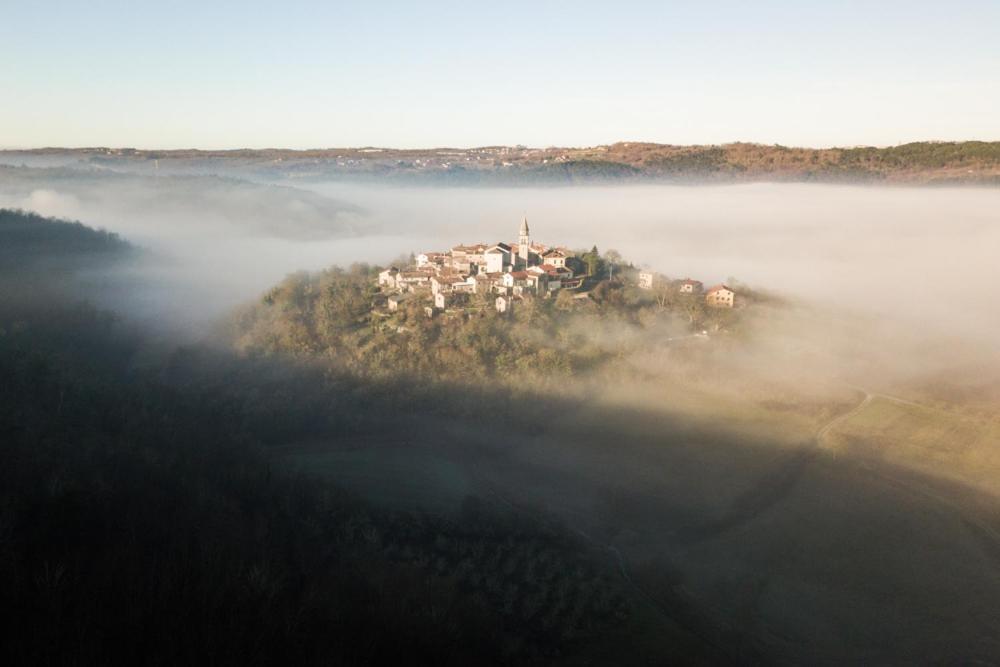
left=584, top=246, right=600, bottom=277
left=555, top=289, right=575, bottom=311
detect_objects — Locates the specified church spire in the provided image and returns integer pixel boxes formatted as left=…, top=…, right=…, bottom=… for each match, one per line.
left=518, top=215, right=531, bottom=265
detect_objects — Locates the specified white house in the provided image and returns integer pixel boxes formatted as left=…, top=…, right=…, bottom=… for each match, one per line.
left=495, top=294, right=521, bottom=314
left=541, top=249, right=567, bottom=268
left=484, top=243, right=511, bottom=274
left=431, top=273, right=465, bottom=295
left=378, top=267, right=399, bottom=289
left=501, top=271, right=529, bottom=290
left=679, top=279, right=703, bottom=294
left=638, top=271, right=655, bottom=290
left=416, top=253, right=447, bottom=268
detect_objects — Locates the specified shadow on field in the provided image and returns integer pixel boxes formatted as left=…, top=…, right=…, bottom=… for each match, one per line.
left=207, top=356, right=1000, bottom=666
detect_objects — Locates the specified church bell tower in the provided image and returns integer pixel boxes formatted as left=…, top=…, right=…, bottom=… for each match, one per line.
left=518, top=216, right=530, bottom=265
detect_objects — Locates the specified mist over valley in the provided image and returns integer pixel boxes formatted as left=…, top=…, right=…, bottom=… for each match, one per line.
left=3, top=157, right=1000, bottom=663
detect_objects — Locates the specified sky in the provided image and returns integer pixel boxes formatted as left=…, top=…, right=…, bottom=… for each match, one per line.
left=2, top=0, right=999, bottom=149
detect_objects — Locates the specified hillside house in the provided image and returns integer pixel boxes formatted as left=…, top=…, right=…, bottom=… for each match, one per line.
left=679, top=279, right=703, bottom=294
left=387, top=292, right=418, bottom=311
left=378, top=267, right=400, bottom=289
left=638, top=271, right=655, bottom=289
left=416, top=252, right=446, bottom=268
left=705, top=285, right=735, bottom=308
left=495, top=294, right=521, bottom=314
left=431, top=273, right=468, bottom=295
left=501, top=270, right=529, bottom=289
left=541, top=248, right=568, bottom=268
left=484, top=243, right=512, bottom=273
left=397, top=270, right=433, bottom=290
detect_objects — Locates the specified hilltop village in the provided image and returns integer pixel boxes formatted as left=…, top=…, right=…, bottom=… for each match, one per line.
left=376, top=217, right=738, bottom=317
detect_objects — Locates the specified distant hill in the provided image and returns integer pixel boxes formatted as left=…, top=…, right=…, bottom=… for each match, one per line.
left=0, top=208, right=133, bottom=272
left=0, top=167, right=366, bottom=240
left=5, top=141, right=1000, bottom=185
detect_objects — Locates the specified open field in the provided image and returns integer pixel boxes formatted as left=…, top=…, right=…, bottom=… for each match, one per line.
left=275, top=380, right=1000, bottom=664
left=824, top=394, right=1000, bottom=496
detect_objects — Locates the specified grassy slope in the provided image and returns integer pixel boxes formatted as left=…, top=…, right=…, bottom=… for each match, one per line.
left=278, top=375, right=1000, bottom=664
left=824, top=395, right=1000, bottom=496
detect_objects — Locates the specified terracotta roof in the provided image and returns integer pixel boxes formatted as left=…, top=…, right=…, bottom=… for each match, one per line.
left=509, top=271, right=529, bottom=279
left=452, top=244, right=487, bottom=253
left=682, top=278, right=702, bottom=286
left=706, top=284, right=733, bottom=294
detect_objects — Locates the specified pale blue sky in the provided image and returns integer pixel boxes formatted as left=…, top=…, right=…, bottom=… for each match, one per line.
left=2, top=0, right=998, bottom=149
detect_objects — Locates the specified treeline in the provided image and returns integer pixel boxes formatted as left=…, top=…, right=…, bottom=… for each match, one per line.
left=0, top=208, right=133, bottom=269
left=12, top=141, right=1000, bottom=186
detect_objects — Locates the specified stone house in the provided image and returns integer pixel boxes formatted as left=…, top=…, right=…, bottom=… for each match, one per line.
left=387, top=292, right=418, bottom=311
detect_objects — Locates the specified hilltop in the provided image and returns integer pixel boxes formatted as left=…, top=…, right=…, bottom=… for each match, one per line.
left=5, top=141, right=1000, bottom=185
left=227, top=216, right=766, bottom=382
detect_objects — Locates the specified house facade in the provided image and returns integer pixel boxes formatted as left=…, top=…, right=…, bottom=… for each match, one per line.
left=679, top=279, right=703, bottom=294
left=705, top=285, right=735, bottom=308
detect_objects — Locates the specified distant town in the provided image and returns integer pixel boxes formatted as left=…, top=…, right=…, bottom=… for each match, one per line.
left=376, top=217, right=737, bottom=317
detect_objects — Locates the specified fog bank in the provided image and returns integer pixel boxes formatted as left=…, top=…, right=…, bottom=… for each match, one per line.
left=3, top=168, right=998, bottom=362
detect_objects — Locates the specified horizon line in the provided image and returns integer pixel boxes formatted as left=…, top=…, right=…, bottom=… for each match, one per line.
left=3, top=138, right=999, bottom=153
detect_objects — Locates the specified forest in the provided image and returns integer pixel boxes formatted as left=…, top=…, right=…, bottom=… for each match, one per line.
left=0, top=209, right=733, bottom=664
left=8, top=206, right=1000, bottom=665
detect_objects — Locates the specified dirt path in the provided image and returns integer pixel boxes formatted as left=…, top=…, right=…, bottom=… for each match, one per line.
left=669, top=390, right=872, bottom=544
left=825, top=389, right=1000, bottom=566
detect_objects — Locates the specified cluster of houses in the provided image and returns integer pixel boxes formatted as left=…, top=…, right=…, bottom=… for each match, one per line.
left=375, top=216, right=738, bottom=317
left=637, top=272, right=737, bottom=308
left=378, top=217, right=582, bottom=315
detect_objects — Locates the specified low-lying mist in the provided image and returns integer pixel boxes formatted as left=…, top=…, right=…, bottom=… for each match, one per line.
left=3, top=166, right=998, bottom=391
left=4, top=168, right=1000, bottom=665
